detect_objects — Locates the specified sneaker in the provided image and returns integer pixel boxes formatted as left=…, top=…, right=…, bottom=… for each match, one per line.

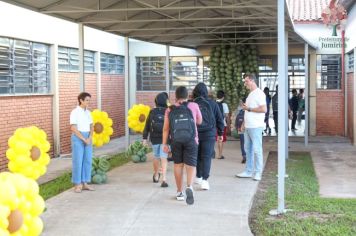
left=153, top=173, right=160, bottom=183
left=241, top=157, right=246, bottom=164
left=218, top=155, right=225, bottom=159
left=185, top=186, right=194, bottom=205
left=253, top=173, right=262, bottom=181
left=235, top=171, right=253, bottom=178
left=201, top=180, right=210, bottom=190
left=194, top=177, right=202, bottom=185
left=161, top=181, right=168, bottom=188
left=176, top=192, right=184, bottom=201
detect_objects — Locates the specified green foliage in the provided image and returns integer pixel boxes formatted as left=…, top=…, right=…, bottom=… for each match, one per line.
left=91, top=157, right=111, bottom=184
left=126, top=141, right=150, bottom=163
left=209, top=44, right=259, bottom=110
left=250, top=153, right=356, bottom=236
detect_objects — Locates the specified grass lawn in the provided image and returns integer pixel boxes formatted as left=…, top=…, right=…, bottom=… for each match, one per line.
left=39, top=152, right=129, bottom=200
left=249, top=152, right=356, bottom=236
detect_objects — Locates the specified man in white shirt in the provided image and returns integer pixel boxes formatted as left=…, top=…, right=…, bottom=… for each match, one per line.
left=236, top=74, right=266, bottom=181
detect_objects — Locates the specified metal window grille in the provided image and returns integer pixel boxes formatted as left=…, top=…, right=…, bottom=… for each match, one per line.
left=58, top=46, right=95, bottom=72
left=100, top=53, right=124, bottom=74
left=317, top=54, right=341, bottom=89
left=0, top=37, right=50, bottom=95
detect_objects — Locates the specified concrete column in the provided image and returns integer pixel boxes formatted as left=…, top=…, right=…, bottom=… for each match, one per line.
left=276, top=0, right=287, bottom=214
left=353, top=48, right=356, bottom=145
left=309, top=52, right=317, bottom=136
left=124, top=37, right=130, bottom=148
left=165, top=45, right=170, bottom=95
left=78, top=23, right=85, bottom=92
left=96, top=52, right=102, bottom=110
left=51, top=44, right=60, bottom=157
left=304, top=44, right=309, bottom=146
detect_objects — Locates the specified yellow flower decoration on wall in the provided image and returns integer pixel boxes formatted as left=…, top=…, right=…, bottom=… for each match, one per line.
left=6, top=126, right=50, bottom=180
left=91, top=109, right=114, bottom=147
left=0, top=172, right=45, bottom=236
left=127, top=104, right=151, bottom=133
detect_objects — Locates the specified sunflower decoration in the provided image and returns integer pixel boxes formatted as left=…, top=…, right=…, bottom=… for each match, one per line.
left=0, top=172, right=45, bottom=236
left=91, top=109, right=114, bottom=147
left=6, top=126, right=51, bottom=180
left=127, top=104, right=151, bottom=133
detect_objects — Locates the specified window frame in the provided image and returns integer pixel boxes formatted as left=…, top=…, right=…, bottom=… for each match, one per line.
left=316, top=54, right=342, bottom=90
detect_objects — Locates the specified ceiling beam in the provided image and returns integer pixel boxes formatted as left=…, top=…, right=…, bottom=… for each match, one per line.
left=40, top=4, right=276, bottom=14
left=127, top=30, right=277, bottom=37
left=107, top=24, right=276, bottom=32
left=82, top=16, right=276, bottom=24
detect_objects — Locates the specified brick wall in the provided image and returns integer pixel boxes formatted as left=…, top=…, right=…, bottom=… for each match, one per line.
left=316, top=90, right=345, bottom=136
left=58, top=72, right=97, bottom=155
left=0, top=95, right=53, bottom=171
left=101, top=74, right=125, bottom=138
left=347, top=72, right=354, bottom=142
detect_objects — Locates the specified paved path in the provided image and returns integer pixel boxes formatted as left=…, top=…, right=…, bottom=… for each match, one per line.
left=41, top=141, right=261, bottom=236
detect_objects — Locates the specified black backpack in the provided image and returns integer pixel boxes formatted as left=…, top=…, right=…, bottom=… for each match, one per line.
left=194, top=97, right=215, bottom=132
left=216, top=101, right=224, bottom=118
left=150, top=107, right=166, bottom=138
left=169, top=103, right=196, bottom=144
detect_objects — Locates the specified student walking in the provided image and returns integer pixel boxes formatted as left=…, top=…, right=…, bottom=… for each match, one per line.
left=236, top=74, right=267, bottom=181
left=162, top=86, right=202, bottom=205
left=193, top=82, right=224, bottom=190
left=216, top=90, right=230, bottom=159
left=143, top=92, right=169, bottom=187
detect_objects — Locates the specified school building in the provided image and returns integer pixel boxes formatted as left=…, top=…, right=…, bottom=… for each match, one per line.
left=0, top=0, right=355, bottom=171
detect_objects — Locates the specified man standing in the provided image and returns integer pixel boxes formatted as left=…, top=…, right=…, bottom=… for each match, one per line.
left=236, top=74, right=267, bottom=181
left=289, top=89, right=299, bottom=131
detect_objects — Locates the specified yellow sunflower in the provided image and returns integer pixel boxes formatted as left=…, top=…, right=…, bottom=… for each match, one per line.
left=91, top=109, right=114, bottom=147
left=127, top=104, right=151, bottom=133
left=6, top=126, right=50, bottom=180
left=0, top=172, right=45, bottom=236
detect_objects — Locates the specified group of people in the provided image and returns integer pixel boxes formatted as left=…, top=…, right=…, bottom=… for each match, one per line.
left=68, top=73, right=280, bottom=205
left=142, top=73, right=267, bottom=205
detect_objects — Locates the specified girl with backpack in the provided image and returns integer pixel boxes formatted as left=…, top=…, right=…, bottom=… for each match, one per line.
left=143, top=92, right=169, bottom=188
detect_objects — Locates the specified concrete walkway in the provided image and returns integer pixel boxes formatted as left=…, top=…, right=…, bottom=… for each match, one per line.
left=41, top=140, right=262, bottom=236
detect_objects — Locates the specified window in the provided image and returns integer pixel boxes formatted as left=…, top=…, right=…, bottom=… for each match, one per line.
left=317, top=55, right=341, bottom=89
left=136, top=57, right=166, bottom=91
left=171, top=57, right=199, bottom=90
left=288, top=56, right=305, bottom=90
left=0, top=37, right=50, bottom=95
left=58, top=46, right=95, bottom=72
left=348, top=51, right=354, bottom=72
left=100, top=53, right=124, bottom=74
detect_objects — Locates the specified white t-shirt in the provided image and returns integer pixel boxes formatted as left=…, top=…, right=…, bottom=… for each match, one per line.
left=244, top=88, right=266, bottom=128
left=70, top=106, right=93, bottom=132
left=222, top=103, right=229, bottom=126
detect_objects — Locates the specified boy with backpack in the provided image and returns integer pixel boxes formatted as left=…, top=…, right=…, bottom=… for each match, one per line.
left=143, top=92, right=169, bottom=187
left=162, top=86, right=202, bottom=205
left=235, top=98, right=247, bottom=164
left=192, top=83, right=224, bottom=191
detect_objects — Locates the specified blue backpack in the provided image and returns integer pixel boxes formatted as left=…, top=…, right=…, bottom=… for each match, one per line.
left=169, top=103, right=196, bottom=144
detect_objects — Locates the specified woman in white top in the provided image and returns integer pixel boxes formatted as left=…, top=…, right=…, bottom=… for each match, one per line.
left=70, top=92, right=94, bottom=193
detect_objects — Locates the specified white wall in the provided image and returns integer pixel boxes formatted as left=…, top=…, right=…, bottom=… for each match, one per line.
left=345, top=4, right=356, bottom=53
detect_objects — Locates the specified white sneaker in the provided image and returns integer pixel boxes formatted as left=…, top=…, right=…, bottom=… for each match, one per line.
left=194, top=177, right=202, bottom=185
left=201, top=180, right=210, bottom=190
left=176, top=192, right=184, bottom=201
left=253, top=173, right=262, bottom=181
left=235, top=171, right=253, bottom=178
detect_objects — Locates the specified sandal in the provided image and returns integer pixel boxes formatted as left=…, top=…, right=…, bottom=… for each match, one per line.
left=74, top=186, right=82, bottom=193
left=152, top=173, right=160, bottom=183
left=82, top=184, right=95, bottom=191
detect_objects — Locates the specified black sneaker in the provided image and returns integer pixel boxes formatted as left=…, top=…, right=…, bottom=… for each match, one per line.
left=241, top=157, right=246, bottom=164
left=161, top=181, right=168, bottom=188
left=185, top=186, right=194, bottom=205
left=218, top=156, right=225, bottom=159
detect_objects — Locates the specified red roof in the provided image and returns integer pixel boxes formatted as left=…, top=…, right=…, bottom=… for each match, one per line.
left=288, top=0, right=331, bottom=22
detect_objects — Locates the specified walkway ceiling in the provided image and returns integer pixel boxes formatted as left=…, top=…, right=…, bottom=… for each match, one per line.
left=4, top=0, right=306, bottom=48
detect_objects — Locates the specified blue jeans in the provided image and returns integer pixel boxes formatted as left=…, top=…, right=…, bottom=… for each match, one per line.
left=244, top=128, right=264, bottom=174
left=239, top=134, right=246, bottom=157
left=71, top=132, right=93, bottom=184
left=196, top=139, right=215, bottom=180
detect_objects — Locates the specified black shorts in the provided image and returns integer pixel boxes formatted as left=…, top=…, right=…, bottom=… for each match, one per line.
left=171, top=141, right=198, bottom=167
